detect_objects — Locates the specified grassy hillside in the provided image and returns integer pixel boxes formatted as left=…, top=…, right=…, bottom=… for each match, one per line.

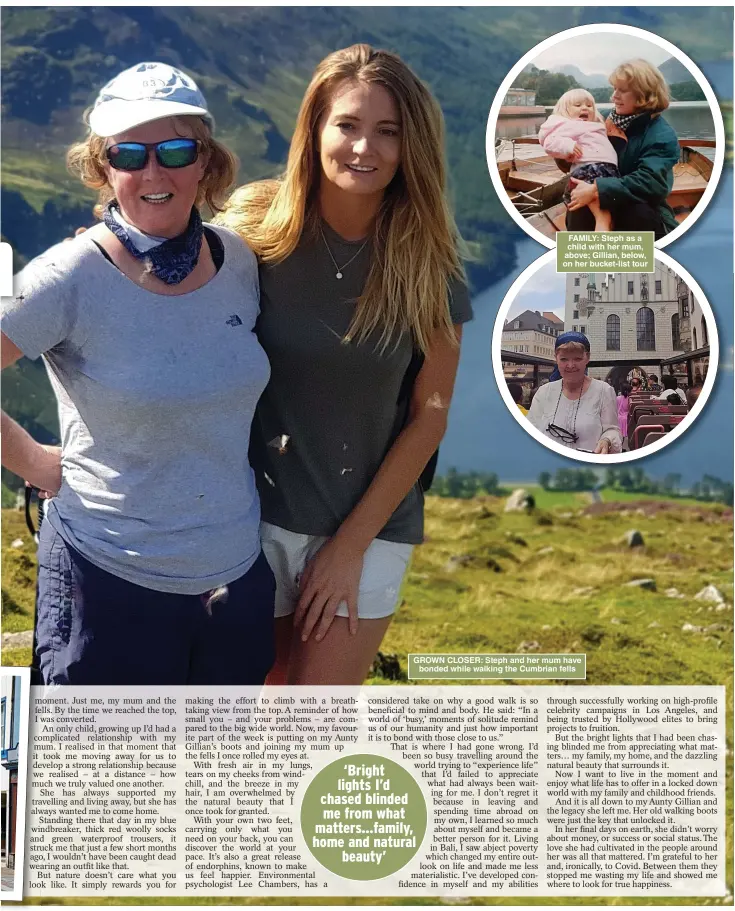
left=4, top=491, right=732, bottom=684
left=4, top=490, right=732, bottom=903
left=1, top=8, right=731, bottom=459
left=1, top=7, right=731, bottom=276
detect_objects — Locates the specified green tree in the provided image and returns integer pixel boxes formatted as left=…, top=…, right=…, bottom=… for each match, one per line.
left=444, top=466, right=463, bottom=499
left=536, top=73, right=580, bottom=105
left=662, top=473, right=682, bottom=495
left=669, top=81, right=706, bottom=102
left=590, top=86, right=613, bottom=104
left=617, top=468, right=634, bottom=491
left=538, top=471, right=552, bottom=490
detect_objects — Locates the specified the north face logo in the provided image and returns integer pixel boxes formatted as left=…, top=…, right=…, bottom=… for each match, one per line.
left=226, top=315, right=243, bottom=327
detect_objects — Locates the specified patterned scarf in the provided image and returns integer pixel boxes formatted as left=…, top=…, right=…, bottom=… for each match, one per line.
left=103, top=202, right=203, bottom=285
left=609, top=111, right=648, bottom=133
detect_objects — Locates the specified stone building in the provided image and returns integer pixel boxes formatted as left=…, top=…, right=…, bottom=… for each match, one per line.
left=502, top=309, right=562, bottom=359
left=564, top=265, right=699, bottom=378
left=502, top=87, right=538, bottom=107
left=676, top=276, right=709, bottom=352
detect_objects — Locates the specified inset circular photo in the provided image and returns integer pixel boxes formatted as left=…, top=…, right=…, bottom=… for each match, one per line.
left=486, top=24, right=725, bottom=248
left=492, top=250, right=718, bottom=464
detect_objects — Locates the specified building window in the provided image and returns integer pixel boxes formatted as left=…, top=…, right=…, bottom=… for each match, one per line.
left=574, top=295, right=579, bottom=303
left=573, top=309, right=579, bottom=319
left=574, top=278, right=580, bottom=286
left=701, top=317, right=708, bottom=347
left=655, top=280, right=662, bottom=294
left=572, top=325, right=577, bottom=332
left=580, top=325, right=586, bottom=334
left=636, top=306, right=655, bottom=350
left=680, top=296, right=689, bottom=318
left=628, top=281, right=634, bottom=295
left=606, top=314, right=621, bottom=350
left=693, top=327, right=698, bottom=349
left=671, top=313, right=681, bottom=349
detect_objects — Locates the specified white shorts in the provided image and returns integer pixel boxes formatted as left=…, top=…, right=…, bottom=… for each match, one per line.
left=260, top=522, right=414, bottom=620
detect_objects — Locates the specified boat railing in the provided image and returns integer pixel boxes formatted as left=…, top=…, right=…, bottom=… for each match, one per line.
left=505, top=135, right=714, bottom=160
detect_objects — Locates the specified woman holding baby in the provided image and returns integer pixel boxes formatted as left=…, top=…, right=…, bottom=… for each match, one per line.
left=539, top=59, right=680, bottom=236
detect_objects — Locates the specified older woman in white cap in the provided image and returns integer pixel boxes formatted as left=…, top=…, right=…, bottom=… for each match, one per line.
left=1, top=63, right=276, bottom=685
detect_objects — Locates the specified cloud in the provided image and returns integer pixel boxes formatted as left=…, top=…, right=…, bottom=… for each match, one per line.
left=532, top=34, right=671, bottom=74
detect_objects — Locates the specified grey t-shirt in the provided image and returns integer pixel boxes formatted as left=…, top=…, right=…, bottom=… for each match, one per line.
left=252, top=221, right=472, bottom=544
left=2, top=226, right=269, bottom=594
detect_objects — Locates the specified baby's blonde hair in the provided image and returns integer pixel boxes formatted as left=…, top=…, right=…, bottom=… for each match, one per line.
left=552, top=89, right=605, bottom=123
left=609, top=60, right=670, bottom=113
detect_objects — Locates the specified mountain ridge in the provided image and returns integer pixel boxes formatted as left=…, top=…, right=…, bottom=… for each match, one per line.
left=1, top=7, right=731, bottom=496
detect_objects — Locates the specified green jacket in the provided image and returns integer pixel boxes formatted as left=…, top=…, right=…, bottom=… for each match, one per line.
left=596, top=113, right=680, bottom=233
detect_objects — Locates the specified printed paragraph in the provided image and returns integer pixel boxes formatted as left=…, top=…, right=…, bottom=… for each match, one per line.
left=25, top=686, right=726, bottom=897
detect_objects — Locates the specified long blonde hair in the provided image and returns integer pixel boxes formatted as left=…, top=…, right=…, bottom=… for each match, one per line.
left=216, top=43, right=465, bottom=354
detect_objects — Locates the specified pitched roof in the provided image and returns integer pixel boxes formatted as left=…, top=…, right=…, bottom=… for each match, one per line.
left=542, top=311, right=564, bottom=325
left=503, top=310, right=561, bottom=332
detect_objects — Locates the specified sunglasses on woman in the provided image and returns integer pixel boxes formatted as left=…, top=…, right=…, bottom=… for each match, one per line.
left=546, top=422, right=578, bottom=445
left=106, top=138, right=200, bottom=171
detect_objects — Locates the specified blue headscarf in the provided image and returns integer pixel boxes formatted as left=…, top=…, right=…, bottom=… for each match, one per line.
left=549, top=331, right=591, bottom=382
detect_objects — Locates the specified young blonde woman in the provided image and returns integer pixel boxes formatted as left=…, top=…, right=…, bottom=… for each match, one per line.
left=566, top=59, right=680, bottom=236
left=217, top=44, right=472, bottom=685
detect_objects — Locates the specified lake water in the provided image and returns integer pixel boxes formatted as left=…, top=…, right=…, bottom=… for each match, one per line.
left=496, top=101, right=717, bottom=146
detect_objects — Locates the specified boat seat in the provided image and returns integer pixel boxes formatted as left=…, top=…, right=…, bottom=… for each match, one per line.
left=632, top=423, right=665, bottom=450
left=642, top=431, right=666, bottom=447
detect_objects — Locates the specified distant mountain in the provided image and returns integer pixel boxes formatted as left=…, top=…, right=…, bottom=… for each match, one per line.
left=660, top=56, right=695, bottom=85
left=0, top=7, right=731, bottom=491
left=1, top=7, right=731, bottom=279
left=552, top=64, right=610, bottom=89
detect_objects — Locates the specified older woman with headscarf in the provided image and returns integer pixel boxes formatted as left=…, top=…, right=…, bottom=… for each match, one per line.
left=527, top=332, right=623, bottom=454
left=1, top=63, right=276, bottom=685
left=566, top=59, right=680, bottom=237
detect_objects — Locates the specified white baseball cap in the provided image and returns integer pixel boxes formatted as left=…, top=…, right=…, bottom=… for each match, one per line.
left=88, top=62, right=214, bottom=137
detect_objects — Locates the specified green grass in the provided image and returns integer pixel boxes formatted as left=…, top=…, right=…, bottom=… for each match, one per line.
left=383, top=496, right=733, bottom=688
left=505, top=486, right=718, bottom=511
left=2, top=510, right=37, bottom=634
left=2, top=149, right=94, bottom=214
left=722, top=102, right=733, bottom=162
left=3, top=494, right=732, bottom=904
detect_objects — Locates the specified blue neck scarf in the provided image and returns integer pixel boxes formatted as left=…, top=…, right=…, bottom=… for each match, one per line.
left=103, top=202, right=203, bottom=285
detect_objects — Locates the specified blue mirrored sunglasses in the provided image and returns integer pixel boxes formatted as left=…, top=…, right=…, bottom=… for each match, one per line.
left=106, top=138, right=200, bottom=171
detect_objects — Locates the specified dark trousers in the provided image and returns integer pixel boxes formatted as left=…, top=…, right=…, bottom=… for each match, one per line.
left=35, top=523, right=276, bottom=685
left=566, top=200, right=668, bottom=239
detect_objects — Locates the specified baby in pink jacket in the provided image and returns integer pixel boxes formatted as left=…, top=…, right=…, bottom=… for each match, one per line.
left=537, top=89, right=620, bottom=231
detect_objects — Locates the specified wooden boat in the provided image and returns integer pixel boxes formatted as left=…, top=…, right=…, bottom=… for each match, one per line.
left=497, top=137, right=715, bottom=237
left=497, top=152, right=569, bottom=214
